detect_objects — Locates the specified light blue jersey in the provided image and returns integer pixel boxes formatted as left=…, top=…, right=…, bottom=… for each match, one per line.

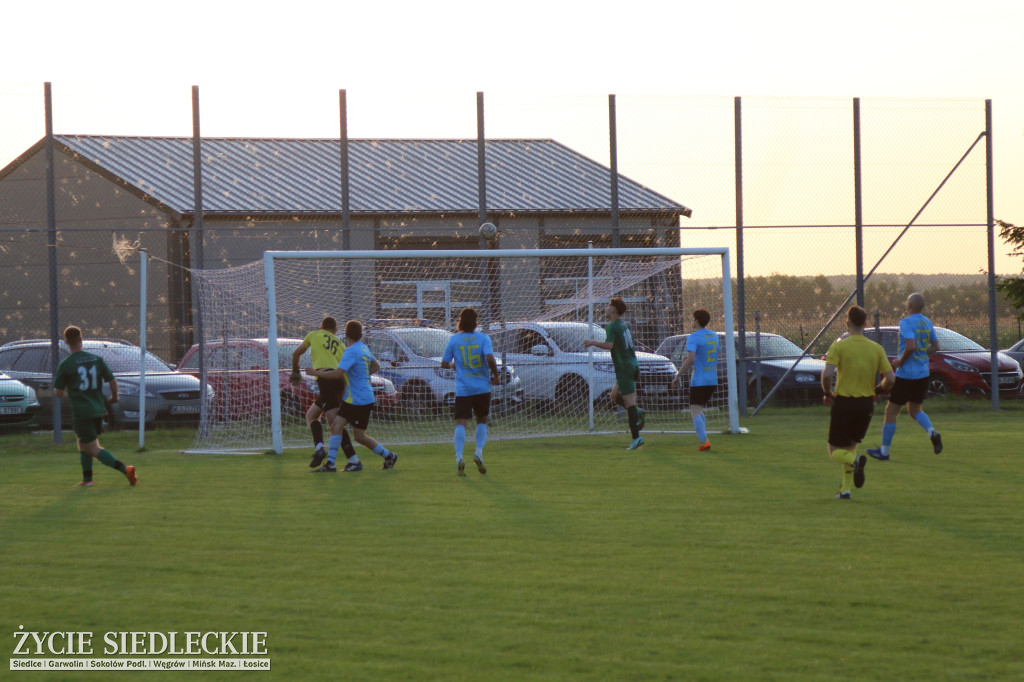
left=896, top=313, right=935, bottom=380
left=443, top=331, right=494, bottom=397
left=686, top=329, right=719, bottom=387
left=338, top=341, right=376, bottom=406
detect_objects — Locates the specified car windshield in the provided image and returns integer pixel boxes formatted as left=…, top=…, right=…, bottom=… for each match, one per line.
left=392, top=329, right=452, bottom=358
left=743, top=334, right=804, bottom=357
left=544, top=324, right=605, bottom=352
left=934, top=327, right=985, bottom=351
left=90, top=346, right=174, bottom=373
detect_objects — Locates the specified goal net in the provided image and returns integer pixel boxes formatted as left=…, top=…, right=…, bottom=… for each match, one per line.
left=185, top=247, right=739, bottom=454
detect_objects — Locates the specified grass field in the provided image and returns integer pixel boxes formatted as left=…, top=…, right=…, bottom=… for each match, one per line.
left=2, top=403, right=1022, bottom=681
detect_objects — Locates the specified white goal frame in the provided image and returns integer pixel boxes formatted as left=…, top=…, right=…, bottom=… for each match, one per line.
left=263, top=247, right=740, bottom=454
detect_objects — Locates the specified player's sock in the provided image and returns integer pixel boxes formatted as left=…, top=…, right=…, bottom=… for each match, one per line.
left=340, top=429, right=356, bottom=458
left=841, top=463, right=855, bottom=493
left=454, top=424, right=466, bottom=462
left=310, top=420, right=323, bottom=449
left=627, top=406, right=640, bottom=439
left=914, top=411, right=935, bottom=436
left=327, top=434, right=342, bottom=466
left=79, top=451, right=93, bottom=483
left=881, top=422, right=896, bottom=457
left=348, top=456, right=360, bottom=464
left=475, top=423, right=488, bottom=458
left=694, top=413, right=707, bottom=444
left=97, top=449, right=126, bottom=473
left=372, top=443, right=393, bottom=459
left=829, top=447, right=856, bottom=466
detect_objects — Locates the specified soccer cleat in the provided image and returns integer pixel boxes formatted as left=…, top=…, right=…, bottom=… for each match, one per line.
left=74, top=481, right=94, bottom=488
left=474, top=456, right=487, bottom=475
left=867, top=447, right=889, bottom=461
left=698, top=441, right=712, bottom=452
left=124, top=465, right=138, bottom=487
left=342, top=461, right=362, bottom=472
left=457, top=460, right=466, bottom=477
left=853, top=455, right=867, bottom=489
left=835, top=491, right=852, bottom=500
left=626, top=437, right=644, bottom=451
left=311, top=463, right=338, bottom=473
left=309, top=447, right=327, bottom=469
left=636, top=408, right=646, bottom=431
left=382, top=453, right=399, bottom=470
left=931, top=431, right=943, bottom=455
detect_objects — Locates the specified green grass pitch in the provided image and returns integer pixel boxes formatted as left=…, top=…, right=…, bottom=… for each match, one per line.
left=2, top=404, right=1022, bottom=681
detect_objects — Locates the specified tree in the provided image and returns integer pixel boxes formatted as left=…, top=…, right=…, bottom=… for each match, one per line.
left=996, top=220, right=1024, bottom=320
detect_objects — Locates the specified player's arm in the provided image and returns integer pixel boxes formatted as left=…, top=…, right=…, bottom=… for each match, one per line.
left=892, top=337, right=916, bottom=370
left=308, top=366, right=345, bottom=380
left=927, top=337, right=939, bottom=354
left=486, top=353, right=500, bottom=385
left=821, top=364, right=837, bottom=405
left=671, top=351, right=696, bottom=389
left=291, top=340, right=311, bottom=386
left=107, top=378, right=119, bottom=405
left=368, top=358, right=381, bottom=375
left=53, top=388, right=65, bottom=398
left=583, top=340, right=614, bottom=350
left=876, top=369, right=896, bottom=395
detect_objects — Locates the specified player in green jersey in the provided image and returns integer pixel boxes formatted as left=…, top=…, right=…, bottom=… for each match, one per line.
left=290, top=316, right=357, bottom=469
left=584, top=297, right=645, bottom=450
left=53, top=326, right=137, bottom=487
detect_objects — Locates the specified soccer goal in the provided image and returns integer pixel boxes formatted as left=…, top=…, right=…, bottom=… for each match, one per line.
left=185, top=247, right=739, bottom=454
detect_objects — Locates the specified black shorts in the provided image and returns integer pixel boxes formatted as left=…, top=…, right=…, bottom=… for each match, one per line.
left=454, top=392, right=491, bottom=421
left=314, top=377, right=345, bottom=411
left=889, top=377, right=928, bottom=406
left=828, top=396, right=875, bottom=447
left=689, top=385, right=716, bottom=407
left=72, top=416, right=104, bottom=443
left=338, top=402, right=373, bottom=430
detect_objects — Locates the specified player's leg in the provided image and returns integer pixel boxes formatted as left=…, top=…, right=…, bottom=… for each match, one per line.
left=75, top=418, right=135, bottom=486
left=472, top=394, right=489, bottom=474
left=306, top=403, right=328, bottom=467
left=350, top=406, right=397, bottom=470
left=690, top=386, right=714, bottom=451
left=314, top=411, right=348, bottom=472
left=828, top=398, right=868, bottom=498
left=622, top=390, right=642, bottom=449
left=907, top=381, right=941, bottom=454
left=453, top=397, right=471, bottom=475
left=869, top=384, right=906, bottom=460
left=326, top=405, right=357, bottom=462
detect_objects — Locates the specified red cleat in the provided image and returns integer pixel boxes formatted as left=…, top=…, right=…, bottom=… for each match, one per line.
left=124, top=465, right=138, bottom=486
left=73, top=481, right=94, bottom=488
left=698, top=441, right=712, bottom=452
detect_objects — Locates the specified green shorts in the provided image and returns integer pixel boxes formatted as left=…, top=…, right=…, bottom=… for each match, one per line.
left=615, top=364, right=640, bottom=396
left=72, top=416, right=104, bottom=443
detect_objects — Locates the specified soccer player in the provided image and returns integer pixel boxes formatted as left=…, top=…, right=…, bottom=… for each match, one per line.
left=822, top=306, right=895, bottom=500
left=670, top=308, right=718, bottom=451
left=306, top=320, right=398, bottom=473
left=867, top=293, right=942, bottom=461
left=583, top=296, right=644, bottom=450
left=290, top=316, right=357, bottom=468
left=52, top=326, right=137, bottom=487
left=441, top=307, right=500, bottom=476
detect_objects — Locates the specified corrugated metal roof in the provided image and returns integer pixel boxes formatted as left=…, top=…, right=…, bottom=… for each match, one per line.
left=53, top=135, right=690, bottom=217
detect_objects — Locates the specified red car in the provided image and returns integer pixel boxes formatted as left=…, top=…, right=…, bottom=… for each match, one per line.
left=852, top=326, right=1024, bottom=399
left=178, top=338, right=397, bottom=418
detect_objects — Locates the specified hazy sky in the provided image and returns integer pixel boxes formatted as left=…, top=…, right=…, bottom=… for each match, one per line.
left=1, top=0, right=1021, bottom=276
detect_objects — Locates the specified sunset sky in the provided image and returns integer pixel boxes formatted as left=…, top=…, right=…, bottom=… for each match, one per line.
left=1, top=0, right=1021, bottom=277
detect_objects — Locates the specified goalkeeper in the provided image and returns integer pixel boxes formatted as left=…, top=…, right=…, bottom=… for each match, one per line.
left=291, top=316, right=357, bottom=469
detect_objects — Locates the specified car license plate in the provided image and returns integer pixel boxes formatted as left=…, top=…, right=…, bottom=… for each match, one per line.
left=999, top=376, right=1016, bottom=386
left=0, top=406, right=20, bottom=415
left=170, top=405, right=200, bottom=414
left=645, top=385, right=668, bottom=394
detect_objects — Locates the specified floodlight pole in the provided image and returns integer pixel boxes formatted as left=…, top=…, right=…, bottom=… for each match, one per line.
left=44, top=81, right=61, bottom=444
left=192, top=85, right=208, bottom=436
left=985, top=100, right=999, bottom=410
left=609, top=94, right=620, bottom=249
left=734, top=96, right=747, bottom=415
left=139, top=249, right=147, bottom=450
left=853, top=97, right=865, bottom=307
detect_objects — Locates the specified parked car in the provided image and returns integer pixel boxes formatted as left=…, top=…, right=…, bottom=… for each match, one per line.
left=1003, top=337, right=1024, bottom=368
left=656, top=332, right=827, bottom=405
left=856, top=326, right=1023, bottom=398
left=0, top=339, right=211, bottom=428
left=363, top=324, right=523, bottom=418
left=489, top=321, right=679, bottom=408
left=0, top=371, right=41, bottom=431
left=177, top=338, right=397, bottom=419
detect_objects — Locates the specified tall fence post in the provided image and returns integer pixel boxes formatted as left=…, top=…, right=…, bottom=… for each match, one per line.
left=854, top=97, right=865, bottom=307
left=44, top=82, right=61, bottom=443
left=139, top=249, right=147, bottom=450
left=191, top=85, right=208, bottom=435
left=340, top=89, right=351, bottom=318
left=609, top=94, right=620, bottom=249
left=985, top=99, right=999, bottom=410
left=734, top=96, right=747, bottom=415
left=476, top=91, right=494, bottom=327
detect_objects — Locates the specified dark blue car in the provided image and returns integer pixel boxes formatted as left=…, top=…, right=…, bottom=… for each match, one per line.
left=656, top=332, right=826, bottom=406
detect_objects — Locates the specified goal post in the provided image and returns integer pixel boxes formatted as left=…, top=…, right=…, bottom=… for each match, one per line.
left=187, top=246, right=739, bottom=454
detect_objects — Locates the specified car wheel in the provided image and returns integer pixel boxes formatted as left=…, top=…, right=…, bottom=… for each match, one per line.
left=555, top=375, right=589, bottom=411
left=927, top=374, right=951, bottom=399
left=399, top=381, right=437, bottom=420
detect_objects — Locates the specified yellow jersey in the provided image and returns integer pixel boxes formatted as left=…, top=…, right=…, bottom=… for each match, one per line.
left=304, top=329, right=346, bottom=370
left=825, top=334, right=892, bottom=398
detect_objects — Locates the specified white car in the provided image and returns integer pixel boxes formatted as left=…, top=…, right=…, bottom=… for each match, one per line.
left=490, top=321, right=679, bottom=407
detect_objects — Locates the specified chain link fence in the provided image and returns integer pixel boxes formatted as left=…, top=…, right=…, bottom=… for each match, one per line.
left=0, top=84, right=1018, bottom=434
